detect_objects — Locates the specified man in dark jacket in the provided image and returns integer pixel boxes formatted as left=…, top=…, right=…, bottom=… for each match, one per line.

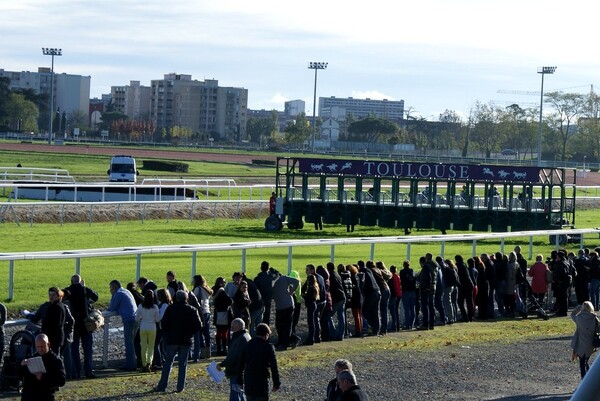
left=327, top=263, right=347, bottom=341
left=254, top=261, right=276, bottom=325
left=155, top=290, right=202, bottom=393
left=219, top=318, right=251, bottom=401
left=326, top=359, right=352, bottom=401
left=338, top=369, right=369, bottom=401
left=42, top=287, right=66, bottom=355
left=419, top=254, right=438, bottom=330
left=20, top=333, right=66, bottom=401
left=64, top=274, right=99, bottom=379
left=358, top=260, right=381, bottom=336
left=237, top=323, right=280, bottom=400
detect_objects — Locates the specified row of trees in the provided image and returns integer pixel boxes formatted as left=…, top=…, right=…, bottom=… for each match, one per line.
left=244, top=91, right=600, bottom=162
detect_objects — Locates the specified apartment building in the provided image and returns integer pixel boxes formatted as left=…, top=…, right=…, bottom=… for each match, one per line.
left=110, top=81, right=152, bottom=120
left=0, top=67, right=91, bottom=122
left=150, top=73, right=248, bottom=141
left=319, top=96, right=404, bottom=121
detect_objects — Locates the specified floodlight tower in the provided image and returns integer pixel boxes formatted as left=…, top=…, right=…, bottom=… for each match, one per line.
left=42, top=48, right=62, bottom=144
left=308, top=62, right=328, bottom=153
left=536, top=66, right=556, bottom=166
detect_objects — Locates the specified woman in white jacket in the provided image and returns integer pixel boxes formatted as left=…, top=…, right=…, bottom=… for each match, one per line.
left=571, top=301, right=600, bottom=378
left=136, top=290, right=160, bottom=372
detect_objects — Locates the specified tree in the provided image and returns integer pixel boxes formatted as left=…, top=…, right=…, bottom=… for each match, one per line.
left=0, top=77, right=11, bottom=128
left=571, top=91, right=600, bottom=162
left=469, top=101, right=504, bottom=158
left=283, top=112, right=311, bottom=147
left=247, top=111, right=278, bottom=144
left=67, top=110, right=90, bottom=133
left=5, top=93, right=39, bottom=132
left=545, top=91, right=586, bottom=161
left=99, top=111, right=128, bottom=133
left=347, top=116, right=398, bottom=142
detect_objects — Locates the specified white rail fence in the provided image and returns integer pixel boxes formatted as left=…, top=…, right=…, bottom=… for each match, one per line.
left=2, top=228, right=600, bottom=367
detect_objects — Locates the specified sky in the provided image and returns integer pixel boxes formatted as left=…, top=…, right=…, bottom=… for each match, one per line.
left=1, top=0, right=598, bottom=120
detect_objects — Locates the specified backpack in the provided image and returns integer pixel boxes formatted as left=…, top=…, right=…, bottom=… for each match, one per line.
left=84, top=309, right=105, bottom=333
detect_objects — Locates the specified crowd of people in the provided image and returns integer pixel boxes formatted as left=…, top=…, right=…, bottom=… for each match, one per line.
left=4, top=244, right=600, bottom=399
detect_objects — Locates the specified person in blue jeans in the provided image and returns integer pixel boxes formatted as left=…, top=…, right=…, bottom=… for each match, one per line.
left=106, top=280, right=139, bottom=371
left=400, top=260, right=416, bottom=330
left=155, top=290, right=202, bottom=393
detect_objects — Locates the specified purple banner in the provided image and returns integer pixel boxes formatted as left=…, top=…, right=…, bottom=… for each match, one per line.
left=297, top=158, right=541, bottom=183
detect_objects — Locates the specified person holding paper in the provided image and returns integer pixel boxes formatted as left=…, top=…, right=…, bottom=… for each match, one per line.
left=218, top=318, right=251, bottom=401
left=20, top=333, right=66, bottom=401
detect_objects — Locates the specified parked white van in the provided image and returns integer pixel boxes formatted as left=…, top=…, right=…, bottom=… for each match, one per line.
left=107, top=155, right=139, bottom=183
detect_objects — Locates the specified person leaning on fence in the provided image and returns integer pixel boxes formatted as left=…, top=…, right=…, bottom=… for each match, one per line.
left=106, top=280, right=139, bottom=371
left=20, top=333, right=66, bottom=401
left=571, top=301, right=600, bottom=379
left=64, top=274, right=99, bottom=379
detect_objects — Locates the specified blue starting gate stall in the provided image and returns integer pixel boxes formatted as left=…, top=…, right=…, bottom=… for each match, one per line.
left=264, top=157, right=576, bottom=237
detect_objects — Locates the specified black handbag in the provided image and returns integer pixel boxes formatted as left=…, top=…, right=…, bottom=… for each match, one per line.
left=593, top=319, right=600, bottom=348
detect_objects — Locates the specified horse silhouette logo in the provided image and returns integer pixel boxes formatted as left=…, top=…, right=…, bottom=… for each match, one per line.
left=498, top=170, right=509, bottom=179
left=340, top=162, right=352, bottom=171
left=483, top=168, right=495, bottom=177
left=326, top=163, right=338, bottom=172
left=513, top=171, right=527, bottom=180
left=311, top=163, right=324, bottom=171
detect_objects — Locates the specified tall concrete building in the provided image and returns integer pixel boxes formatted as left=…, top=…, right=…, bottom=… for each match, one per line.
left=284, top=99, right=305, bottom=117
left=110, top=80, right=151, bottom=120
left=150, top=73, right=247, bottom=141
left=0, top=67, right=91, bottom=123
left=319, top=96, right=404, bottom=121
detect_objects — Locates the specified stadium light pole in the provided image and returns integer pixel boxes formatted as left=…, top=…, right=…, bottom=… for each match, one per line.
left=42, top=48, right=62, bottom=145
left=308, top=62, right=328, bottom=153
left=536, top=66, right=556, bottom=166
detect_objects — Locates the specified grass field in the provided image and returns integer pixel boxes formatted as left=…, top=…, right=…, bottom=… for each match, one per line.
left=2, top=209, right=599, bottom=312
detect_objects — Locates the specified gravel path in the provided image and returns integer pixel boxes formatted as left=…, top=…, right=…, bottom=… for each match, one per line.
left=2, top=320, right=586, bottom=401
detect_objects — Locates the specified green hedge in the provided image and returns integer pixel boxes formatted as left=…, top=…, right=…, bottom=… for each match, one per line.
left=142, top=160, right=189, bottom=173
left=251, top=159, right=276, bottom=166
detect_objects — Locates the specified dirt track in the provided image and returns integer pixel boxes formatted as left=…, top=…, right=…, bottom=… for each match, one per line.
left=1, top=142, right=273, bottom=165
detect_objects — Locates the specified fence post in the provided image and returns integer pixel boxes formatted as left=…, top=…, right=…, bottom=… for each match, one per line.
left=472, top=240, right=477, bottom=257
left=191, top=251, right=197, bottom=277
left=287, top=246, right=293, bottom=276
left=441, top=241, right=445, bottom=258
left=370, top=243, right=375, bottom=261
left=406, top=243, right=411, bottom=261
left=8, top=260, right=14, bottom=301
left=136, top=254, right=142, bottom=281
left=241, top=249, right=247, bottom=273
left=330, top=244, right=335, bottom=264
left=75, top=258, right=81, bottom=275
